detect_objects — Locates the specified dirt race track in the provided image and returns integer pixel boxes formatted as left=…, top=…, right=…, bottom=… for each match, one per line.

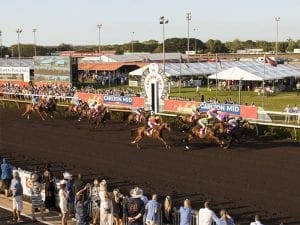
left=0, top=107, right=300, bottom=225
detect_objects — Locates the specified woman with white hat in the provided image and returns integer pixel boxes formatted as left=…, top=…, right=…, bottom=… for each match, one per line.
left=125, top=187, right=145, bottom=225
left=59, top=180, right=68, bottom=225
left=99, top=180, right=113, bottom=225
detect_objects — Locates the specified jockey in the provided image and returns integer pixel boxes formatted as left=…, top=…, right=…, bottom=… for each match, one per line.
left=31, top=96, right=39, bottom=107
left=207, top=107, right=218, bottom=120
left=198, top=116, right=209, bottom=135
left=72, top=97, right=82, bottom=111
left=216, top=111, right=229, bottom=122
left=147, top=113, right=160, bottom=135
left=191, top=108, right=200, bottom=122
left=45, top=97, right=53, bottom=109
left=136, top=107, right=145, bottom=121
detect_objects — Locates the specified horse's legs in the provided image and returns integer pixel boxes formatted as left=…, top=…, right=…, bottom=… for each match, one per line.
left=36, top=110, right=45, bottom=121
left=21, top=107, right=29, bottom=117
left=156, top=136, right=170, bottom=150
left=185, top=133, right=194, bottom=150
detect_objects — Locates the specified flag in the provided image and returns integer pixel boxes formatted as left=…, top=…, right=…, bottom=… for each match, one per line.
left=265, top=55, right=277, bottom=67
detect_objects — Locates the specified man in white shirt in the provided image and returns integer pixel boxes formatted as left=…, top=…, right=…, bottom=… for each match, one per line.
left=198, top=201, right=220, bottom=225
left=250, top=215, right=263, bottom=225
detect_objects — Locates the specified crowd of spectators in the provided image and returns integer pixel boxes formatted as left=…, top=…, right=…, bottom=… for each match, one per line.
left=1, top=159, right=270, bottom=225
left=79, top=72, right=128, bottom=86
left=0, top=82, right=140, bottom=100
left=283, top=104, right=299, bottom=124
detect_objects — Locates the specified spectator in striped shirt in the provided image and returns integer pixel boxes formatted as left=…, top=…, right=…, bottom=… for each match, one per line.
left=30, top=174, right=45, bottom=221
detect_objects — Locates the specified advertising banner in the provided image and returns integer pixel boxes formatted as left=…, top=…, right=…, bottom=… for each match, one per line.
left=199, top=102, right=241, bottom=115
left=0, top=67, right=30, bottom=82
left=34, top=56, right=71, bottom=82
left=75, top=92, right=144, bottom=108
left=164, top=99, right=199, bottom=114
left=17, top=168, right=32, bottom=197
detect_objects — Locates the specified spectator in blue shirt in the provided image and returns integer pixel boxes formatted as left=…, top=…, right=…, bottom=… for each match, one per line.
left=1, top=158, right=12, bottom=197
left=145, top=194, right=161, bottom=225
left=75, top=184, right=91, bottom=225
left=179, top=199, right=194, bottom=225
left=10, top=171, right=23, bottom=222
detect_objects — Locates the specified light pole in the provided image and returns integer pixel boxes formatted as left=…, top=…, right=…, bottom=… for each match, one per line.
left=275, top=17, right=280, bottom=56
left=33, top=28, right=37, bottom=57
left=131, top=31, right=135, bottom=53
left=193, top=28, right=198, bottom=53
left=97, top=24, right=102, bottom=56
left=159, top=16, right=169, bottom=75
left=186, top=12, right=192, bottom=62
left=0, top=30, right=2, bottom=58
left=16, top=28, right=22, bottom=65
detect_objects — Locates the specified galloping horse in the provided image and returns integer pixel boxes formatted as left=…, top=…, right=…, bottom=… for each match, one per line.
left=177, top=112, right=206, bottom=131
left=126, top=110, right=150, bottom=125
left=130, top=122, right=171, bottom=150
left=225, top=120, right=255, bottom=147
left=65, top=102, right=89, bottom=120
left=184, top=122, right=228, bottom=150
left=88, top=106, right=111, bottom=129
left=21, top=102, right=45, bottom=121
left=41, top=98, right=60, bottom=119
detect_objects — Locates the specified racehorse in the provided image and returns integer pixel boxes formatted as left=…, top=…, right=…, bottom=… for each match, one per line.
left=65, top=102, right=89, bottom=121
left=224, top=120, right=255, bottom=147
left=184, top=122, right=228, bottom=150
left=130, top=122, right=171, bottom=150
left=88, top=106, right=111, bottom=130
left=126, top=110, right=150, bottom=125
left=177, top=112, right=206, bottom=131
left=41, top=98, right=60, bottom=119
left=21, top=102, right=45, bottom=121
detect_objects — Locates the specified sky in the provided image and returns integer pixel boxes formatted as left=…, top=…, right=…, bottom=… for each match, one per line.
left=1, top=0, right=300, bottom=46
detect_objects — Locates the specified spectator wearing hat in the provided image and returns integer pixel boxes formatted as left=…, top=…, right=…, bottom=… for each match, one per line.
left=1, top=158, right=12, bottom=197
left=90, top=179, right=100, bottom=225
left=59, top=180, right=68, bottom=225
left=179, top=199, right=194, bottom=225
left=43, top=164, right=56, bottom=211
left=219, top=209, right=234, bottom=225
left=112, top=188, right=124, bottom=225
left=10, top=171, right=23, bottom=222
left=75, top=184, right=91, bottom=225
left=30, top=173, right=45, bottom=221
left=161, top=196, right=175, bottom=225
left=250, top=215, right=263, bottom=225
left=125, top=187, right=145, bottom=225
left=198, top=201, right=219, bottom=225
left=145, top=194, right=161, bottom=225
left=99, top=180, right=113, bottom=225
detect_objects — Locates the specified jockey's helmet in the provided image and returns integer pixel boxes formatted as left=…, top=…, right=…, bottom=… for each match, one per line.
left=155, top=116, right=160, bottom=120
left=150, top=111, right=154, bottom=115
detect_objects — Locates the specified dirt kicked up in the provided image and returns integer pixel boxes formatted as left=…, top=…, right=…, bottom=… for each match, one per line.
left=0, top=107, right=300, bottom=225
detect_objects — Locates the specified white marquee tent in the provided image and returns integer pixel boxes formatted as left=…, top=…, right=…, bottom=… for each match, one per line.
left=208, top=67, right=274, bottom=81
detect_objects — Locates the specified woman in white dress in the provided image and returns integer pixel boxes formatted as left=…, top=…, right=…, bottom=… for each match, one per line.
left=59, top=180, right=68, bottom=225
left=99, top=180, right=113, bottom=225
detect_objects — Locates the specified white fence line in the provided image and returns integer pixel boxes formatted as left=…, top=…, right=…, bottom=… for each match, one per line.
left=258, top=110, right=300, bottom=117
left=0, top=91, right=75, bottom=99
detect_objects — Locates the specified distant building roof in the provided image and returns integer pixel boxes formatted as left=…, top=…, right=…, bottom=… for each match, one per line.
left=129, top=61, right=300, bottom=79
left=79, top=53, right=187, bottom=64
left=0, top=58, right=34, bottom=69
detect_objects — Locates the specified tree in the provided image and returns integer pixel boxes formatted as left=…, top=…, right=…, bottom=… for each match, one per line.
left=286, top=38, right=298, bottom=52
left=57, top=43, right=73, bottom=51
left=205, top=39, right=228, bottom=53
left=243, top=40, right=256, bottom=49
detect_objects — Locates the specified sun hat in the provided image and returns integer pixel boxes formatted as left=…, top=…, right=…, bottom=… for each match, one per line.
left=63, top=172, right=72, bottom=180
left=130, top=187, right=143, bottom=198
left=59, top=180, right=67, bottom=185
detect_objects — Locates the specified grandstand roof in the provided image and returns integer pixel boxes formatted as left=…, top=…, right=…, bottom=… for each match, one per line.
left=129, top=61, right=300, bottom=79
left=0, top=58, right=34, bottom=69
left=78, top=62, right=147, bottom=71
left=79, top=53, right=187, bottom=64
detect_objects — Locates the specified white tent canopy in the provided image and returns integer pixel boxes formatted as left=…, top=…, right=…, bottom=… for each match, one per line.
left=208, top=67, right=272, bottom=81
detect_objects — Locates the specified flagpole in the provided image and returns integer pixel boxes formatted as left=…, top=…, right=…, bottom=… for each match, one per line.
left=215, top=53, right=218, bottom=99
left=179, top=60, right=182, bottom=96
left=262, top=54, right=265, bottom=108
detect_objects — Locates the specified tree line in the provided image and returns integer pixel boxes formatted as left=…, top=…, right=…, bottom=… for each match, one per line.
left=1, top=38, right=299, bottom=57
